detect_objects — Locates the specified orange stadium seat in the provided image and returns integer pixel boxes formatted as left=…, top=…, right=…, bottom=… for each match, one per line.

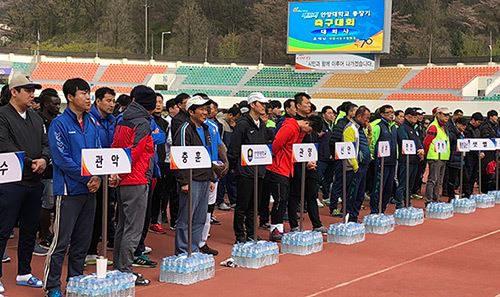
left=322, top=68, right=410, bottom=89
left=100, top=64, right=167, bottom=83
left=403, top=66, right=500, bottom=89
left=32, top=62, right=99, bottom=81
left=313, top=92, right=383, bottom=100
left=91, top=85, right=133, bottom=94
left=386, top=93, right=463, bottom=101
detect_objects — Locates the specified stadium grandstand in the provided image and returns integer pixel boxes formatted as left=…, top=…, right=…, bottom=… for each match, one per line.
left=0, top=53, right=499, bottom=113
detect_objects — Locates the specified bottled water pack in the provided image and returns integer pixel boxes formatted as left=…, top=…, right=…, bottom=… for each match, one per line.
left=159, top=252, right=215, bottom=285
left=394, top=207, right=424, bottom=226
left=471, top=193, right=496, bottom=208
left=281, top=231, right=323, bottom=255
left=327, top=222, right=365, bottom=245
left=451, top=198, right=476, bottom=214
left=488, top=190, right=500, bottom=204
left=426, top=202, right=454, bottom=219
left=231, top=241, right=279, bottom=269
left=66, top=270, right=135, bottom=297
left=363, top=214, right=395, bottom=234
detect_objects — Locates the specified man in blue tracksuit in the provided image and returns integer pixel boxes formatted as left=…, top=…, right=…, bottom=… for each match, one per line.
left=394, top=108, right=424, bottom=209
left=44, top=78, right=102, bottom=297
left=369, top=105, right=398, bottom=214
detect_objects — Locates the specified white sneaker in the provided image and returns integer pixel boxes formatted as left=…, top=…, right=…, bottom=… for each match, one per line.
left=142, top=246, right=152, bottom=255
left=0, top=280, right=5, bottom=294
left=317, top=199, right=324, bottom=208
left=270, top=195, right=275, bottom=204
left=85, top=254, right=97, bottom=265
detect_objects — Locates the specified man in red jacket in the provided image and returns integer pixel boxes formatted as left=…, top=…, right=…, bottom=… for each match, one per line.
left=111, top=85, right=156, bottom=286
left=265, top=117, right=313, bottom=241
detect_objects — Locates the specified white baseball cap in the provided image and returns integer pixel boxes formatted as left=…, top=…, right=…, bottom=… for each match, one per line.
left=9, top=73, right=42, bottom=90
left=247, top=92, right=268, bottom=105
left=186, top=95, right=211, bottom=110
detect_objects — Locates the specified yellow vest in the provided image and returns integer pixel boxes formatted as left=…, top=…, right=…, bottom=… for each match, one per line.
left=426, top=119, right=450, bottom=160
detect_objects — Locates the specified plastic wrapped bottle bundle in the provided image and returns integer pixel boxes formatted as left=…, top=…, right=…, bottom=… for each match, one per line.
left=470, top=193, right=496, bottom=208
left=66, top=270, right=135, bottom=297
left=281, top=231, right=324, bottom=255
left=327, top=222, right=365, bottom=244
left=159, top=252, right=215, bottom=285
left=231, top=241, right=279, bottom=269
left=394, top=207, right=424, bottom=226
left=363, top=214, right=395, bottom=234
left=451, top=198, right=476, bottom=214
left=425, top=202, right=454, bottom=219
left=487, top=191, right=500, bottom=203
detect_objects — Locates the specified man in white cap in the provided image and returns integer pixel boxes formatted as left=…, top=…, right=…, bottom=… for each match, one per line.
left=0, top=73, right=46, bottom=295
left=423, top=107, right=451, bottom=204
left=228, top=92, right=271, bottom=243
left=173, top=96, right=216, bottom=254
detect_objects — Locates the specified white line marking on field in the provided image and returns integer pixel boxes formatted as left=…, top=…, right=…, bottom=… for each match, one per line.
left=305, top=229, right=500, bottom=297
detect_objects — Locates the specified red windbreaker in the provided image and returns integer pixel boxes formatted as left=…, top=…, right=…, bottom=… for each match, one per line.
left=266, top=118, right=305, bottom=178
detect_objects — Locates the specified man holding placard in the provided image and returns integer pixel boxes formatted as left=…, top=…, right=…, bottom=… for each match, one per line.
left=369, top=105, right=398, bottom=214
left=463, top=112, right=484, bottom=198
left=228, top=92, right=271, bottom=243
left=0, top=73, right=46, bottom=295
left=423, top=107, right=451, bottom=204
left=394, top=108, right=424, bottom=209
left=111, top=85, right=157, bottom=286
left=445, top=117, right=467, bottom=201
left=173, top=96, right=216, bottom=253
left=44, top=78, right=102, bottom=297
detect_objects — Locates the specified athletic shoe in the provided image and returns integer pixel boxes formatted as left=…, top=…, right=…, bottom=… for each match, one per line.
left=330, top=209, right=342, bottom=217
left=246, top=235, right=262, bottom=241
left=269, top=228, right=282, bottom=242
left=2, top=253, right=10, bottom=263
left=412, top=194, right=423, bottom=200
left=85, top=255, right=98, bottom=265
left=46, top=288, right=63, bottom=297
left=149, top=224, right=167, bottom=235
left=217, top=202, right=231, bottom=211
left=259, top=223, right=271, bottom=230
left=322, top=198, right=330, bottom=205
left=133, top=273, right=150, bottom=286
left=317, top=199, right=325, bottom=208
left=235, top=236, right=247, bottom=244
left=142, top=246, right=152, bottom=255
left=210, top=217, right=221, bottom=225
left=169, top=225, right=176, bottom=231
left=200, top=244, right=219, bottom=256
left=39, top=239, right=52, bottom=250
left=16, top=274, right=43, bottom=288
left=290, top=227, right=299, bottom=232
left=33, top=243, right=48, bottom=257
left=230, top=203, right=236, bottom=208
left=9, top=231, right=14, bottom=239
left=313, top=226, right=328, bottom=235
left=132, top=255, right=157, bottom=268
left=0, top=279, right=4, bottom=294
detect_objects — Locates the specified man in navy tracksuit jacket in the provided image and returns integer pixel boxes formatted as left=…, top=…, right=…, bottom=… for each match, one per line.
left=44, top=78, right=102, bottom=297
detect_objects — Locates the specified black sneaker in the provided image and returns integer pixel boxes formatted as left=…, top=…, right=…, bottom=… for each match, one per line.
left=235, top=236, right=247, bottom=244
left=132, top=255, right=157, bottom=268
left=269, top=228, right=282, bottom=242
left=210, top=217, right=221, bottom=225
left=246, top=235, right=262, bottom=242
left=200, top=244, right=219, bottom=256
left=39, top=239, right=52, bottom=250
left=133, top=273, right=150, bottom=286
left=259, top=223, right=271, bottom=230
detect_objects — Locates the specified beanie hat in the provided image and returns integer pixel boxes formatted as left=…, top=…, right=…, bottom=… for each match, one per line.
left=131, top=85, right=156, bottom=111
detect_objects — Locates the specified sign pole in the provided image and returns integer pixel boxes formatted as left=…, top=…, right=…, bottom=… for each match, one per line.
left=342, top=161, right=347, bottom=221
left=459, top=152, right=464, bottom=199
left=101, top=174, right=108, bottom=258
left=299, top=162, right=306, bottom=232
left=253, top=165, right=258, bottom=241
left=478, top=150, right=482, bottom=194
left=378, top=157, right=384, bottom=214
left=406, top=154, right=410, bottom=208
left=496, top=150, right=499, bottom=191
left=188, top=169, right=193, bottom=257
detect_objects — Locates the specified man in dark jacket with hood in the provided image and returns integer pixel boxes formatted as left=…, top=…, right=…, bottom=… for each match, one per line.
left=228, top=92, right=271, bottom=243
left=463, top=112, right=484, bottom=197
left=446, top=117, right=467, bottom=201
left=169, top=93, right=190, bottom=138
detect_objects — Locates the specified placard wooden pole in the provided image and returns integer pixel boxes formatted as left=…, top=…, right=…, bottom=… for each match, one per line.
left=459, top=152, right=465, bottom=199
left=253, top=165, right=258, bottom=241
left=188, top=169, right=193, bottom=256
left=342, top=161, right=347, bottom=220
left=299, top=162, right=306, bottom=232
left=406, top=155, right=410, bottom=207
left=478, top=150, right=482, bottom=194
left=378, top=157, right=384, bottom=214
left=101, top=175, right=108, bottom=258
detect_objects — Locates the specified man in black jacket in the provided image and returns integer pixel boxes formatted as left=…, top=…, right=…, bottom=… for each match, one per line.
left=317, top=106, right=336, bottom=204
left=170, top=93, right=190, bottom=139
left=0, top=74, right=46, bottom=294
left=173, top=96, right=216, bottom=254
left=480, top=110, right=499, bottom=191
left=446, top=117, right=467, bottom=201
left=228, top=92, right=271, bottom=243
left=463, top=112, right=484, bottom=198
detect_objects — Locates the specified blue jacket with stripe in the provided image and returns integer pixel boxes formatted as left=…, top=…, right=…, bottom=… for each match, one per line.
left=49, top=108, right=101, bottom=196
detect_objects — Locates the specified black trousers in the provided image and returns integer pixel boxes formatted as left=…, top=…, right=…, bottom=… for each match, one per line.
left=151, top=164, right=169, bottom=225
left=446, top=166, right=461, bottom=201
left=0, top=183, right=43, bottom=278
left=160, top=165, right=179, bottom=227
left=44, top=194, right=96, bottom=291
left=463, top=157, right=479, bottom=197
left=288, top=168, right=322, bottom=229
left=87, top=185, right=116, bottom=255
left=134, top=181, right=154, bottom=257
left=233, top=176, right=262, bottom=240
left=259, top=172, right=272, bottom=226
left=266, top=171, right=290, bottom=225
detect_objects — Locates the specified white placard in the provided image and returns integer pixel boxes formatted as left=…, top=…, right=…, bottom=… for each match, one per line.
left=82, top=148, right=132, bottom=176
left=170, top=146, right=211, bottom=170
left=241, top=145, right=272, bottom=166
left=457, top=139, right=470, bottom=153
left=434, top=140, right=447, bottom=153
left=469, top=138, right=496, bottom=151
left=377, top=141, right=390, bottom=158
left=335, top=142, right=356, bottom=160
left=0, top=152, right=25, bottom=184
left=293, top=143, right=318, bottom=162
left=402, top=140, right=416, bottom=155
left=495, top=138, right=500, bottom=150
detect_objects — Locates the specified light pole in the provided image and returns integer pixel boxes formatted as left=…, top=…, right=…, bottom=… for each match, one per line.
left=161, top=31, right=171, bottom=56
left=144, top=0, right=149, bottom=55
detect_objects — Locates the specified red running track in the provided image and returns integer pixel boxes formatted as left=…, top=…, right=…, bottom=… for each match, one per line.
left=2, top=199, right=500, bottom=297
